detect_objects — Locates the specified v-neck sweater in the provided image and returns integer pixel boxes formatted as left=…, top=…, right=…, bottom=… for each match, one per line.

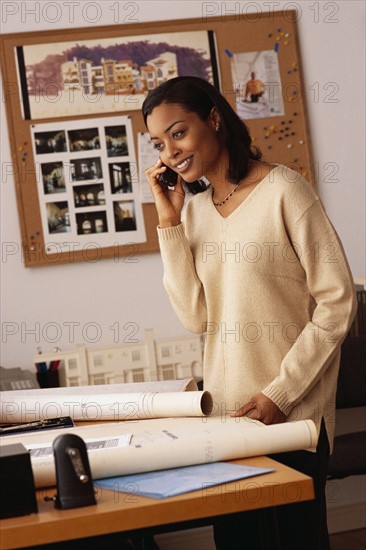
left=157, top=165, right=356, bottom=448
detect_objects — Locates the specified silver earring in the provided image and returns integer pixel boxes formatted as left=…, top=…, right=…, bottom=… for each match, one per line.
left=215, top=124, right=221, bottom=132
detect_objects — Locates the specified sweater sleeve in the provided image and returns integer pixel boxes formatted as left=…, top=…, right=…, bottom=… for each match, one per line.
left=262, top=198, right=357, bottom=415
left=158, top=223, right=207, bottom=334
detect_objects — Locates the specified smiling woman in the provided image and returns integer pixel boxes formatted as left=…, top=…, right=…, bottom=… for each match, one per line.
left=142, top=76, right=262, bottom=201
left=142, top=76, right=356, bottom=550
left=147, top=103, right=222, bottom=179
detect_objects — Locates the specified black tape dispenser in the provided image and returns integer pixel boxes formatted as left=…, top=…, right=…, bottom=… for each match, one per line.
left=52, top=433, right=97, bottom=510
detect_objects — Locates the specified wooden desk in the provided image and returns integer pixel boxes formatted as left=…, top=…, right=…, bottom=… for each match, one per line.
left=0, top=456, right=314, bottom=549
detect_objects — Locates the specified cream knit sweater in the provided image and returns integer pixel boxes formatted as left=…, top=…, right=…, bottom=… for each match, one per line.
left=157, top=165, right=356, bottom=449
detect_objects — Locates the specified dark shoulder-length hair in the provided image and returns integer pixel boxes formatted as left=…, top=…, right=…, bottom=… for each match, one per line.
left=141, top=76, right=262, bottom=193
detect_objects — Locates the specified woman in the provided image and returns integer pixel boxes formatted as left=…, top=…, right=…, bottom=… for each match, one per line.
left=142, top=76, right=356, bottom=549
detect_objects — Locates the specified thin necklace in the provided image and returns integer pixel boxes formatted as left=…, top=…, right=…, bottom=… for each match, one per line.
left=212, top=184, right=239, bottom=206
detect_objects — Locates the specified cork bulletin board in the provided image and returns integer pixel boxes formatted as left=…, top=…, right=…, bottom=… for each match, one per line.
left=0, top=10, right=314, bottom=267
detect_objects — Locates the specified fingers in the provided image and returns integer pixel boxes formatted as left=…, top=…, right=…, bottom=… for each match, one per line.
left=230, top=394, right=287, bottom=425
left=144, top=160, right=185, bottom=227
left=145, top=160, right=180, bottom=193
left=145, top=161, right=185, bottom=201
left=230, top=402, right=256, bottom=418
left=145, top=158, right=166, bottom=189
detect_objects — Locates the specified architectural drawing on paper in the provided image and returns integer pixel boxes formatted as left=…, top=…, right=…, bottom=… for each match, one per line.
left=60, top=52, right=178, bottom=97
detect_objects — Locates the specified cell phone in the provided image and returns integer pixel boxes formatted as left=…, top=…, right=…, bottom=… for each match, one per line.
left=158, top=163, right=178, bottom=188
left=158, top=163, right=209, bottom=195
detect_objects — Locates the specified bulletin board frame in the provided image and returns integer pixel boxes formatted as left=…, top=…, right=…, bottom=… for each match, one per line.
left=0, top=11, right=315, bottom=267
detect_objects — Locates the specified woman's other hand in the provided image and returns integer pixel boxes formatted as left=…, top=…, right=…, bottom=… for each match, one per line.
left=231, top=393, right=287, bottom=425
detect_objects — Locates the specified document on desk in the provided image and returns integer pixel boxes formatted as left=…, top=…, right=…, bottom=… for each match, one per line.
left=0, top=381, right=211, bottom=423
left=94, top=462, right=274, bottom=499
left=26, top=434, right=131, bottom=458
left=1, top=416, right=318, bottom=488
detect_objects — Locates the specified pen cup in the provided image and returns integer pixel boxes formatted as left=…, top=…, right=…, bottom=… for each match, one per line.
left=36, top=371, right=59, bottom=389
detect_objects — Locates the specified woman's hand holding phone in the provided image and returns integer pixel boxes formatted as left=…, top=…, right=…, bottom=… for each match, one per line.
left=145, top=159, right=185, bottom=228
left=158, top=163, right=178, bottom=188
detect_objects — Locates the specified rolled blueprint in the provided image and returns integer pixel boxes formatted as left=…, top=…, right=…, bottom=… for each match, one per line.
left=0, top=390, right=213, bottom=422
left=1, top=416, right=318, bottom=488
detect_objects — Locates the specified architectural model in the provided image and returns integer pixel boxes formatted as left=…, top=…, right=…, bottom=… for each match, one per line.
left=34, top=329, right=203, bottom=387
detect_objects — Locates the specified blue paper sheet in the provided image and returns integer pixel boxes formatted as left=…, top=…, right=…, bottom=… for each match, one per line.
left=94, top=462, right=274, bottom=499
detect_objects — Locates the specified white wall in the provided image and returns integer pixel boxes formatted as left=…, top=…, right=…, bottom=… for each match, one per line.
left=1, top=1, right=365, bottom=370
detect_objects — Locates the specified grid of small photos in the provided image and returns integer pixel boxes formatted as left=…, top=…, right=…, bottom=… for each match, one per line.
left=31, top=116, right=146, bottom=250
